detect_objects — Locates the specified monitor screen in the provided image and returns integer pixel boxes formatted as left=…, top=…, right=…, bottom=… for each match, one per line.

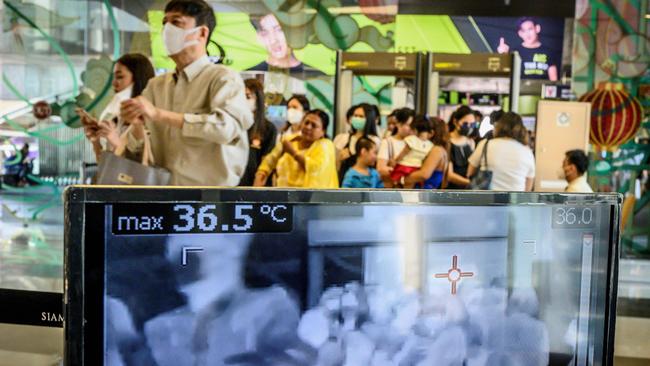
left=64, top=188, right=620, bottom=366
left=472, top=16, right=566, bottom=81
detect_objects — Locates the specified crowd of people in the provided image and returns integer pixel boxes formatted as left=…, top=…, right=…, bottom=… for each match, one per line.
left=78, top=0, right=593, bottom=193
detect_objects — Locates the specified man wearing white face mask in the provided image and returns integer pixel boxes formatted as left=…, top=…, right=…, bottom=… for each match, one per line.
left=120, top=0, right=253, bottom=186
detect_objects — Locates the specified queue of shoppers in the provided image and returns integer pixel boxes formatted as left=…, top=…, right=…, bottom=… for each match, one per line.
left=78, top=0, right=593, bottom=193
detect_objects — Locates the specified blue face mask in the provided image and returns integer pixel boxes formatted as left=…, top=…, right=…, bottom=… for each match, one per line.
left=350, top=117, right=366, bottom=131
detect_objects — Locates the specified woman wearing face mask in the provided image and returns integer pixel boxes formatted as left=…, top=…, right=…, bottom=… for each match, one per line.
left=280, top=95, right=310, bottom=141
left=446, top=105, right=478, bottom=189
left=78, top=53, right=155, bottom=161
left=239, top=79, right=277, bottom=186
left=333, top=103, right=382, bottom=182
left=254, top=110, right=337, bottom=188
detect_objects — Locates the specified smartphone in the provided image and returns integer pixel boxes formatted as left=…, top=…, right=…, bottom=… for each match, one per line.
left=76, top=108, right=98, bottom=127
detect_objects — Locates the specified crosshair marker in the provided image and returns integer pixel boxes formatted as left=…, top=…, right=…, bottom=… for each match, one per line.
left=434, top=255, right=474, bottom=295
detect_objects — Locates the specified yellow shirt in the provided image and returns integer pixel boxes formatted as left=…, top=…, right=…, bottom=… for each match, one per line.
left=566, top=175, right=593, bottom=193
left=258, top=136, right=338, bottom=188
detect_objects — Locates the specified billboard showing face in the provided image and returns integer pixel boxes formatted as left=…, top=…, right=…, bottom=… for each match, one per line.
left=474, top=16, right=565, bottom=81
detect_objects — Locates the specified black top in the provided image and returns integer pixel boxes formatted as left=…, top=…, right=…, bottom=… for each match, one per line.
left=239, top=120, right=278, bottom=186
left=516, top=45, right=560, bottom=80
left=448, top=142, right=474, bottom=189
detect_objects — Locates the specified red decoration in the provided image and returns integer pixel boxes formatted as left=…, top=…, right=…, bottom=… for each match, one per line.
left=579, top=82, right=643, bottom=149
left=32, top=100, right=52, bottom=120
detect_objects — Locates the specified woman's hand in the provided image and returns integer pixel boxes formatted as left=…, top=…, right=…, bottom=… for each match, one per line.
left=283, top=139, right=306, bottom=169
left=253, top=171, right=268, bottom=187
left=282, top=139, right=296, bottom=158
left=97, top=120, right=121, bottom=149
left=77, top=109, right=100, bottom=142
left=339, top=147, right=351, bottom=161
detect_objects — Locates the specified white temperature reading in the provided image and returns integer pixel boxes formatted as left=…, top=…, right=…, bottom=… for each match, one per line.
left=198, top=205, right=218, bottom=231
left=233, top=205, right=253, bottom=231
left=171, top=204, right=289, bottom=233
left=554, top=207, right=594, bottom=227
left=173, top=204, right=195, bottom=232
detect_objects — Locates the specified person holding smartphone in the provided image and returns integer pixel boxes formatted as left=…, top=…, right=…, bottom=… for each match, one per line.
left=78, top=53, right=155, bottom=161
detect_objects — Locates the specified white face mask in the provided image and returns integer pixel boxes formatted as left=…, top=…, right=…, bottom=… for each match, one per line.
left=287, top=108, right=303, bottom=125
left=247, top=99, right=257, bottom=112
left=162, top=23, right=200, bottom=56
left=100, top=84, right=133, bottom=121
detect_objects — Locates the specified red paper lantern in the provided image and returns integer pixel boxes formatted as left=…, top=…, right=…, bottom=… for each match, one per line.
left=579, top=82, right=643, bottom=149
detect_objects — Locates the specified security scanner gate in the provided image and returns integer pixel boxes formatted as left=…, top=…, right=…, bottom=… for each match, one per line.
left=427, top=52, right=521, bottom=120
left=333, top=51, right=430, bottom=135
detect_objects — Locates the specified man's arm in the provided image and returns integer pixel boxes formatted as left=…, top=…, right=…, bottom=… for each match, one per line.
left=121, top=85, right=153, bottom=154
left=548, top=65, right=558, bottom=81
left=182, top=70, right=253, bottom=144
left=121, top=69, right=253, bottom=145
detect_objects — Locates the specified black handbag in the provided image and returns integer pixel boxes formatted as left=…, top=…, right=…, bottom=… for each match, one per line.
left=338, top=133, right=356, bottom=184
left=469, top=140, right=493, bottom=190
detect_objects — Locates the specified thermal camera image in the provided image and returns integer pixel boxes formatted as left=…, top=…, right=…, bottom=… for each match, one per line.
left=103, top=204, right=605, bottom=366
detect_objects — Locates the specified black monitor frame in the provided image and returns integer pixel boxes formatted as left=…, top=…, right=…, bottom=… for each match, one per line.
left=64, top=187, right=621, bottom=366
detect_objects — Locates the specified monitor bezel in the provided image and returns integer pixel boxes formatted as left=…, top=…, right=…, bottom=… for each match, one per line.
left=64, top=186, right=621, bottom=366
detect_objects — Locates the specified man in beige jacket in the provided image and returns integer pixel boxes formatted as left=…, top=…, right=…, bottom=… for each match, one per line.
left=120, top=0, right=253, bottom=186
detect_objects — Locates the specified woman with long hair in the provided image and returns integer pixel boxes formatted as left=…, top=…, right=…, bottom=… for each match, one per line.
left=446, top=105, right=478, bottom=189
left=467, top=112, right=535, bottom=191
left=239, top=78, right=277, bottom=186
left=404, top=116, right=449, bottom=189
left=78, top=53, right=155, bottom=160
left=333, top=103, right=382, bottom=182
